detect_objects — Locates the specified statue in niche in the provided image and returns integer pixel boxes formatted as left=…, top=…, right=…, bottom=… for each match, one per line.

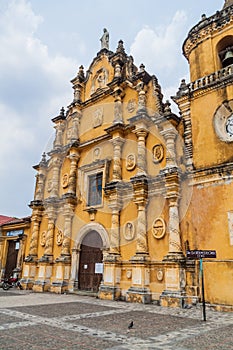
left=62, top=173, right=69, bottom=188
left=100, top=28, right=109, bottom=50
left=93, top=107, right=103, bottom=128
left=93, top=148, right=101, bottom=161
left=124, top=222, right=135, bottom=241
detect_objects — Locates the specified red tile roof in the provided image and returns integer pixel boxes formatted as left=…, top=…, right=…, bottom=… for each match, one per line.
left=0, top=215, right=16, bottom=225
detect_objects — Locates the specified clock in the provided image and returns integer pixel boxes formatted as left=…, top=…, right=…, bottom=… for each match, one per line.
left=226, top=114, right=233, bottom=137
left=213, top=101, right=233, bottom=142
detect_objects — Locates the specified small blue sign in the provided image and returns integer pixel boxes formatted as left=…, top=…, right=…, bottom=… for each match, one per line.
left=6, top=230, right=24, bottom=237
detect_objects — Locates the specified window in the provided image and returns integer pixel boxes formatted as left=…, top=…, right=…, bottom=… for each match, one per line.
left=88, top=172, right=103, bottom=206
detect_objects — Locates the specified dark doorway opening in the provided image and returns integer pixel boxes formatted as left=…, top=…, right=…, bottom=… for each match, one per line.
left=4, top=240, right=18, bottom=278
left=78, top=231, right=103, bottom=292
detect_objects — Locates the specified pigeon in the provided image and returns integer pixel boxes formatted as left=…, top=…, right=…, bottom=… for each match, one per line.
left=128, top=321, right=134, bottom=330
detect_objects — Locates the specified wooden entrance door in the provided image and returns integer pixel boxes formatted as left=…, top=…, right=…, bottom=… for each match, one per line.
left=78, top=231, right=103, bottom=292
left=5, top=240, right=18, bottom=278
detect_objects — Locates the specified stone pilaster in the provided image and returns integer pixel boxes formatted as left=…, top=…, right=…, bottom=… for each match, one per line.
left=26, top=210, right=42, bottom=260
left=67, top=150, right=80, bottom=194
left=113, top=88, right=124, bottom=124
left=160, top=168, right=186, bottom=307
left=111, top=137, right=125, bottom=181
left=100, top=182, right=123, bottom=300
left=131, top=174, right=149, bottom=258
left=68, top=247, right=80, bottom=291
left=126, top=175, right=151, bottom=304
left=60, top=204, right=75, bottom=259
left=160, top=127, right=177, bottom=168
left=50, top=156, right=62, bottom=198
left=43, top=207, right=57, bottom=260
left=133, top=127, right=148, bottom=175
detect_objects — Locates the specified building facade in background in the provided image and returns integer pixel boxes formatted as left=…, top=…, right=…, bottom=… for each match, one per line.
left=19, top=1, right=233, bottom=309
left=0, top=216, right=30, bottom=279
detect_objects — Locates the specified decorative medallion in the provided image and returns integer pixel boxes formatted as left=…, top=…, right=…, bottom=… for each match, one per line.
left=213, top=100, right=233, bottom=142
left=56, top=230, right=63, bottom=246
left=152, top=218, right=166, bottom=239
left=40, top=231, right=46, bottom=247
left=124, top=222, right=135, bottom=241
left=153, top=144, right=164, bottom=163
left=62, top=173, right=69, bottom=188
left=156, top=269, right=164, bottom=281
left=127, top=99, right=136, bottom=113
left=93, top=147, right=101, bottom=161
left=126, top=269, right=132, bottom=279
left=93, top=107, right=103, bottom=128
left=126, top=153, right=136, bottom=171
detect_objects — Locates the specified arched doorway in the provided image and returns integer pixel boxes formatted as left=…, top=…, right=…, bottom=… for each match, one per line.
left=78, top=230, right=103, bottom=292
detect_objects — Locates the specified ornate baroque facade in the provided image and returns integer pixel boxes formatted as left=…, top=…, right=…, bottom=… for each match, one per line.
left=21, top=1, right=233, bottom=309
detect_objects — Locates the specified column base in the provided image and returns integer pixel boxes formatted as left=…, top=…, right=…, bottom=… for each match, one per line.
left=50, top=281, right=68, bottom=294
left=98, top=285, right=121, bottom=301
left=21, top=262, right=37, bottom=289
left=163, top=252, right=185, bottom=262
left=126, top=287, right=151, bottom=304
left=130, top=253, right=149, bottom=262
left=33, top=280, right=50, bottom=292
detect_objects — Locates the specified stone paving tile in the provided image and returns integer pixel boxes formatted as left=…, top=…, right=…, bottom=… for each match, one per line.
left=174, top=324, right=233, bottom=350
left=0, top=324, right=118, bottom=350
left=13, top=301, right=113, bottom=318
left=73, top=310, right=200, bottom=339
left=0, top=313, right=25, bottom=325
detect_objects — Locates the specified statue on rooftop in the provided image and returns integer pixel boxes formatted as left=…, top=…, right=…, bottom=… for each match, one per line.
left=100, top=28, right=109, bottom=50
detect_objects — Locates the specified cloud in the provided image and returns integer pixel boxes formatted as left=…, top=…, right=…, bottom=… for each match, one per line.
left=0, top=0, right=78, bottom=216
left=130, top=10, right=188, bottom=89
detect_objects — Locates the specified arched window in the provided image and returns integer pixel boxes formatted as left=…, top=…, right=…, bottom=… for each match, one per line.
left=217, top=36, right=233, bottom=68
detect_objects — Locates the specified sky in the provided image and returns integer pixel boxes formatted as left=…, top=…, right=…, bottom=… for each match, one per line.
left=0, top=0, right=223, bottom=218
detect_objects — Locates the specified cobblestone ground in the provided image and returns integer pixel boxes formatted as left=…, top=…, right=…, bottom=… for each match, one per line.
left=0, top=289, right=232, bottom=350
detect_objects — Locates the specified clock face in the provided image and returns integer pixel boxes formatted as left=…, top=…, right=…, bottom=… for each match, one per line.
left=226, top=114, right=233, bottom=136
left=213, top=101, right=233, bottom=142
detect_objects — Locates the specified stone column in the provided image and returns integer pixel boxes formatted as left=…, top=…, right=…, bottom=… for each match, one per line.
left=136, top=203, right=148, bottom=255
left=168, top=197, right=182, bottom=255
left=67, top=151, right=80, bottom=194
left=44, top=208, right=56, bottom=258
left=60, top=204, right=75, bottom=258
left=28, top=213, right=42, bottom=258
left=109, top=208, right=121, bottom=255
left=111, top=137, right=125, bottom=181
left=161, top=127, right=177, bottom=167
left=134, top=128, right=148, bottom=175
left=50, top=157, right=62, bottom=198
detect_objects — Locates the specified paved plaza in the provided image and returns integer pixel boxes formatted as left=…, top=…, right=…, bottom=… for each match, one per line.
left=0, top=289, right=232, bottom=350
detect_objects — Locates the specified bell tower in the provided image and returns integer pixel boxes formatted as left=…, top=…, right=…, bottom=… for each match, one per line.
left=175, top=1, right=233, bottom=170
left=174, top=1, right=233, bottom=308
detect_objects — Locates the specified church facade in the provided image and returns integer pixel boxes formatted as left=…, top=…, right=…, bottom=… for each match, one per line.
left=21, top=1, right=233, bottom=309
